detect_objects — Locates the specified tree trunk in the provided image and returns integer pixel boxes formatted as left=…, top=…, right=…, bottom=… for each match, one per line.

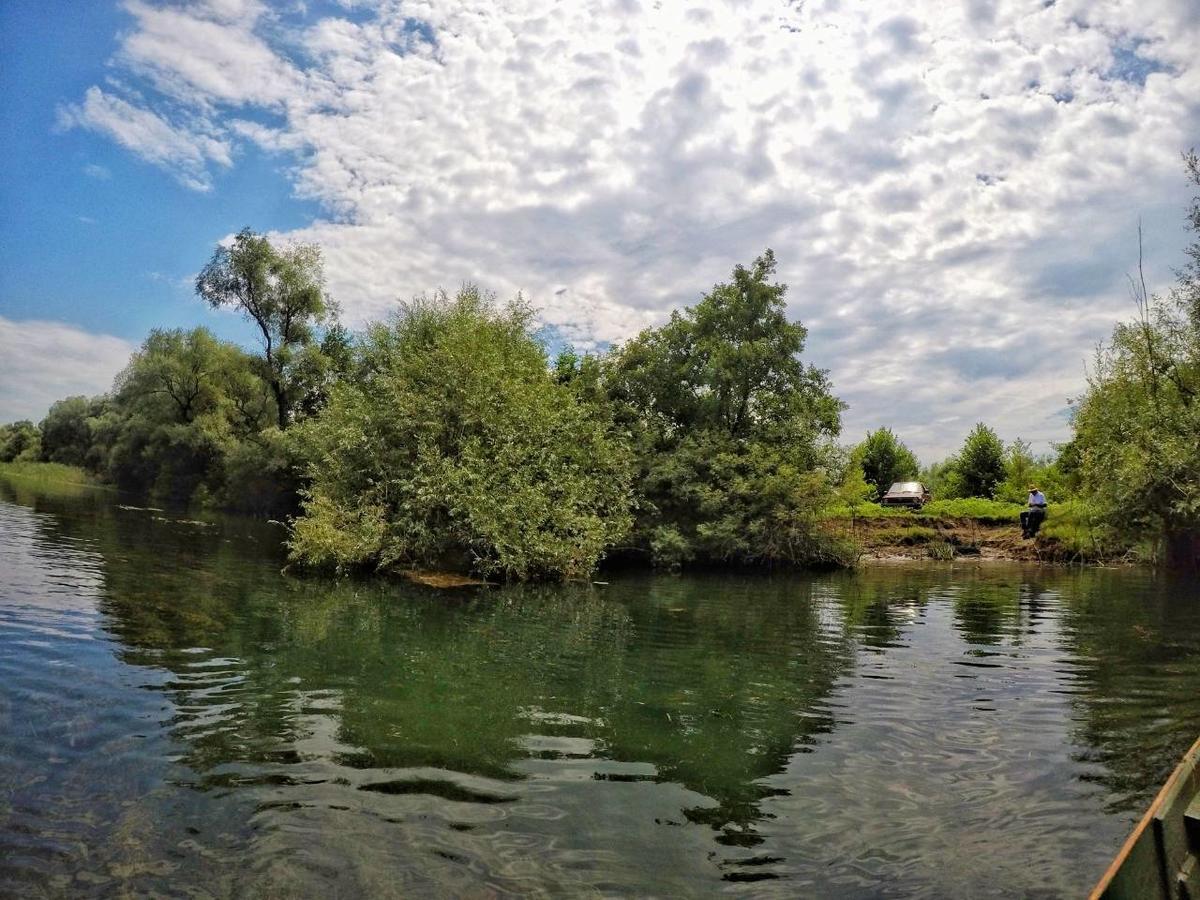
left=271, top=380, right=288, bottom=429
left=1164, top=528, right=1200, bottom=571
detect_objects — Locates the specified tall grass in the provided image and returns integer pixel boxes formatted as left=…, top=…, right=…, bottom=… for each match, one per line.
left=0, top=461, right=108, bottom=498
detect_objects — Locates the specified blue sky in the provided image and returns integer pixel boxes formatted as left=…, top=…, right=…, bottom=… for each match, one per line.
left=0, top=1, right=319, bottom=346
left=1, top=0, right=1197, bottom=460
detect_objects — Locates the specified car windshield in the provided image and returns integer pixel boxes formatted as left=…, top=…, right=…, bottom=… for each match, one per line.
left=889, top=482, right=923, bottom=493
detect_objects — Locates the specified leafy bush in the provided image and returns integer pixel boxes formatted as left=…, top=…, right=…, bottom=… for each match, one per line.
left=289, top=288, right=633, bottom=580
left=1038, top=500, right=1135, bottom=561
left=948, top=423, right=1007, bottom=499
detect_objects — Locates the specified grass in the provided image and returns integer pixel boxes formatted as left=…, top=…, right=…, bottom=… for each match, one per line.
left=0, top=461, right=108, bottom=497
left=824, top=502, right=910, bottom=520
left=827, top=498, right=1023, bottom=524
left=927, top=540, right=956, bottom=560
left=918, top=498, right=1023, bottom=523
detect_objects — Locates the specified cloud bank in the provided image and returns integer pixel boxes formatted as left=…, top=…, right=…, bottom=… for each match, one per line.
left=0, top=318, right=135, bottom=423
left=60, top=0, right=1200, bottom=458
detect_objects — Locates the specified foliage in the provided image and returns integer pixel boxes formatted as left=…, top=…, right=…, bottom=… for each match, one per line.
left=993, top=440, right=1073, bottom=505
left=835, top=458, right=875, bottom=514
left=196, top=228, right=339, bottom=428
left=1037, top=499, right=1134, bottom=562
left=942, top=423, right=1007, bottom=499
left=1069, top=155, right=1200, bottom=563
left=994, top=439, right=1036, bottom=504
left=38, top=396, right=107, bottom=466
left=852, top=428, right=919, bottom=498
left=289, top=287, right=633, bottom=580
left=604, top=249, right=849, bottom=567
left=918, top=458, right=956, bottom=499
left=0, top=420, right=41, bottom=462
left=95, top=327, right=287, bottom=507
left=11, top=325, right=301, bottom=515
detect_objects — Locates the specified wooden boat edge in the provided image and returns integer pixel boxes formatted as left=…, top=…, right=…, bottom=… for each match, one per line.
left=1089, top=733, right=1200, bottom=899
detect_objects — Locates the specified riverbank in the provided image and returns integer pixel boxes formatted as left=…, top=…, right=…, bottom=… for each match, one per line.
left=1, top=461, right=1137, bottom=571
left=833, top=506, right=1135, bottom=565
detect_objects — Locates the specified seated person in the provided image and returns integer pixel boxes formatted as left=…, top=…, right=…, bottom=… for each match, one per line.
left=1021, top=485, right=1047, bottom=538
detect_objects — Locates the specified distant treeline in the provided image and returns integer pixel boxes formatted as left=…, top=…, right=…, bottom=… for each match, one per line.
left=4, top=155, right=1198, bottom=576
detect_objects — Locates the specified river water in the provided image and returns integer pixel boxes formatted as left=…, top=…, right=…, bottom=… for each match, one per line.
left=1, top=478, right=1198, bottom=898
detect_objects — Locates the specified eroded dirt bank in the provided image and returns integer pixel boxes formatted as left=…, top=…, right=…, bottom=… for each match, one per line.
left=831, top=516, right=1106, bottom=564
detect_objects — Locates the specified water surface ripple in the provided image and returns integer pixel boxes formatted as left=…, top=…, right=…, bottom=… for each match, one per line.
left=2, top=484, right=1199, bottom=898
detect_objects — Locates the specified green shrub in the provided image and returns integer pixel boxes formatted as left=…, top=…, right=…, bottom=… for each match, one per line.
left=289, top=288, right=633, bottom=581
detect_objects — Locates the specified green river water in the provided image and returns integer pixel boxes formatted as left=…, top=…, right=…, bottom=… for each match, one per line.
left=1, top=477, right=1199, bottom=898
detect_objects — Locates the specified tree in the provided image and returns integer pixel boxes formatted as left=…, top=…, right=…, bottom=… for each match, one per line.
left=116, top=329, right=234, bottom=424
left=39, top=396, right=108, bottom=467
left=953, top=423, right=1007, bottom=499
left=1070, top=153, right=1200, bottom=567
left=196, top=228, right=335, bottom=428
left=606, top=249, right=842, bottom=441
left=100, top=326, right=294, bottom=510
left=0, top=420, right=41, bottom=462
left=853, top=428, right=919, bottom=498
left=604, top=250, right=849, bottom=567
left=289, top=287, right=633, bottom=580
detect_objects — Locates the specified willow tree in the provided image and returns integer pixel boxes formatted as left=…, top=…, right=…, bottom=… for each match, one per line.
left=1071, top=153, right=1200, bottom=568
left=196, top=228, right=336, bottom=428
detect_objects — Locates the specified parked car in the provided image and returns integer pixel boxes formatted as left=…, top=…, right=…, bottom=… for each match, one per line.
left=879, top=481, right=932, bottom=509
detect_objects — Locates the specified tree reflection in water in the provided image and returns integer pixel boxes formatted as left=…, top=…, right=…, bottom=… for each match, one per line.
left=3, top=479, right=1200, bottom=897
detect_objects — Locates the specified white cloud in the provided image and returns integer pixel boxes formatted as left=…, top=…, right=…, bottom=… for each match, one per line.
left=83, top=163, right=111, bottom=180
left=66, top=0, right=1200, bottom=458
left=58, top=86, right=232, bottom=191
left=0, top=318, right=135, bottom=423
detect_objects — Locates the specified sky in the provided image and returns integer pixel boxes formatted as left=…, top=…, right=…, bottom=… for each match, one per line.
left=1, top=0, right=1197, bottom=462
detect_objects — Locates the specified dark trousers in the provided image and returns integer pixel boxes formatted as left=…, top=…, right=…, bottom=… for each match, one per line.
left=1021, top=506, right=1046, bottom=538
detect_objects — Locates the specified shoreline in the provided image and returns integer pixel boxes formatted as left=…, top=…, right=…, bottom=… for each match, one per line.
left=832, top=515, right=1130, bottom=566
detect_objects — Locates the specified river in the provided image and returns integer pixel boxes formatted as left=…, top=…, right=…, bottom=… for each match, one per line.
left=1, top=477, right=1199, bottom=898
